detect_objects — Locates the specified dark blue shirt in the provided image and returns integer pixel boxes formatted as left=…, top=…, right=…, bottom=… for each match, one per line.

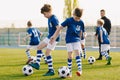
left=27, top=27, right=40, bottom=45
left=48, top=15, right=60, bottom=42
left=96, top=26, right=110, bottom=44
left=61, top=17, right=84, bottom=43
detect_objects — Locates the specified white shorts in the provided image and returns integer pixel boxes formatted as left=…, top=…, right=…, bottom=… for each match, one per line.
left=27, top=45, right=38, bottom=50
left=101, top=44, right=110, bottom=52
left=43, top=37, right=57, bottom=50
left=80, top=39, right=85, bottom=45
left=66, top=42, right=82, bottom=52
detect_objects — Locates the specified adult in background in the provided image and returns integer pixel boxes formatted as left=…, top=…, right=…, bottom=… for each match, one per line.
left=95, top=9, right=111, bottom=60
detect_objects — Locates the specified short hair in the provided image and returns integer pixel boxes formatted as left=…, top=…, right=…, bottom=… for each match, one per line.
left=74, top=8, right=83, bottom=18
left=100, top=9, right=105, bottom=12
left=41, top=4, right=52, bottom=14
left=27, top=21, right=32, bottom=27
left=97, top=19, right=104, bottom=26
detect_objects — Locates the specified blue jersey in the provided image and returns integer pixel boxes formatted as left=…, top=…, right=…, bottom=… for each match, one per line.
left=96, top=26, right=110, bottom=44
left=61, top=17, right=84, bottom=43
left=48, top=15, right=60, bottom=42
left=27, top=27, right=41, bottom=45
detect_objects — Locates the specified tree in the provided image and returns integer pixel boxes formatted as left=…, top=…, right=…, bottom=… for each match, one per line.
left=63, top=0, right=79, bottom=19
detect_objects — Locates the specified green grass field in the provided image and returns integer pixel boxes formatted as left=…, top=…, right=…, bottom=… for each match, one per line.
left=0, top=48, right=120, bottom=80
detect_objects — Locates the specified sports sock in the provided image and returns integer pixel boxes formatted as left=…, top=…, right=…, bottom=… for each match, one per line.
left=46, top=55, right=53, bottom=70
left=101, top=51, right=110, bottom=60
left=83, top=48, right=86, bottom=55
left=75, top=56, right=82, bottom=71
left=26, top=50, right=31, bottom=59
left=68, top=58, right=72, bottom=72
left=42, top=53, right=47, bottom=62
left=36, top=50, right=43, bottom=65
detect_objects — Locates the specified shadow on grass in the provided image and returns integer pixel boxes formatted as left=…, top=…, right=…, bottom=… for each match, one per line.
left=0, top=73, right=27, bottom=80
left=0, top=63, right=25, bottom=67
left=83, top=63, right=120, bottom=70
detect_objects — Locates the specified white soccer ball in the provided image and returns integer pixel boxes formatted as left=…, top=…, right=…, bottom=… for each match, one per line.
left=22, top=65, right=33, bottom=76
left=58, top=66, right=70, bottom=78
left=28, top=56, right=37, bottom=64
left=88, top=56, right=96, bottom=64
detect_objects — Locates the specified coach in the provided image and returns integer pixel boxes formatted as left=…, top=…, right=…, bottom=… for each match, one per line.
left=96, top=9, right=111, bottom=60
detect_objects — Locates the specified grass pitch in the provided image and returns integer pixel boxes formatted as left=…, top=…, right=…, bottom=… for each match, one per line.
left=0, top=48, right=120, bottom=80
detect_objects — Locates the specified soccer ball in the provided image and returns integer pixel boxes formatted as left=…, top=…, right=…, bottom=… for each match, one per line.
left=58, top=66, right=70, bottom=78
left=88, top=56, right=96, bottom=64
left=22, top=65, right=33, bottom=76
left=28, top=56, right=37, bottom=64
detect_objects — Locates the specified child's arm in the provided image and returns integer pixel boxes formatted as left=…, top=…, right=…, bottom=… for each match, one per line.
left=23, top=34, right=32, bottom=42
left=100, top=30, right=103, bottom=43
left=50, top=26, right=63, bottom=44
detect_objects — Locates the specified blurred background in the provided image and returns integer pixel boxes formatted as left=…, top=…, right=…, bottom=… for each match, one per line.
left=0, top=0, right=120, bottom=48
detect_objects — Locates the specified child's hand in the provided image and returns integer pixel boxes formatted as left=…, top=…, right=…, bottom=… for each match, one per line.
left=101, top=39, right=103, bottom=43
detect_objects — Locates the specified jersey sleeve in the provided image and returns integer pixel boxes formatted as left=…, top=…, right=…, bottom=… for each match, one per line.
left=61, top=18, right=69, bottom=27
left=51, top=16, right=59, bottom=28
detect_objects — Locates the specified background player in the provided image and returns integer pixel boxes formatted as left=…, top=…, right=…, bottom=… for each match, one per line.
left=29, top=4, right=60, bottom=76
left=96, top=9, right=111, bottom=60
left=50, top=8, right=84, bottom=77
left=23, top=21, right=47, bottom=64
left=95, top=19, right=112, bottom=65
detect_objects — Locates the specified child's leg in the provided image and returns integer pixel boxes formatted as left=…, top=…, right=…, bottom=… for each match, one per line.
left=45, top=49, right=53, bottom=71
left=81, top=44, right=86, bottom=59
left=67, top=52, right=73, bottom=72
left=74, top=50, right=82, bottom=76
left=36, top=50, right=43, bottom=65
left=101, top=51, right=110, bottom=59
left=41, top=52, right=47, bottom=63
left=26, top=49, right=31, bottom=59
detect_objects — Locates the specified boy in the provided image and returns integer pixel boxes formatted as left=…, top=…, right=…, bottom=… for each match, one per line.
left=29, top=4, right=60, bottom=76
left=50, top=8, right=83, bottom=77
left=23, top=21, right=47, bottom=64
left=95, top=19, right=112, bottom=65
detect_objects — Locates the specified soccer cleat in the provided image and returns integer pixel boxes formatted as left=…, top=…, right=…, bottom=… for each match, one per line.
left=83, top=54, right=86, bottom=59
left=26, top=58, right=33, bottom=64
left=76, top=71, right=82, bottom=76
left=43, top=69, right=55, bottom=76
left=106, top=57, right=112, bottom=65
left=29, top=63, right=40, bottom=70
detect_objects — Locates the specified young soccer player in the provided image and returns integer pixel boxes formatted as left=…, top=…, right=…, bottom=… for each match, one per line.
left=23, top=21, right=47, bottom=64
left=50, top=8, right=84, bottom=77
left=95, top=19, right=112, bottom=65
left=29, top=4, right=60, bottom=76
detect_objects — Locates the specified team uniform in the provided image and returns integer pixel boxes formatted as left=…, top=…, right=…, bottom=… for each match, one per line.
left=30, top=15, right=60, bottom=72
left=26, top=27, right=46, bottom=63
left=41, top=15, right=60, bottom=71
left=42, top=15, right=60, bottom=50
left=61, top=17, right=83, bottom=75
left=96, top=26, right=112, bottom=65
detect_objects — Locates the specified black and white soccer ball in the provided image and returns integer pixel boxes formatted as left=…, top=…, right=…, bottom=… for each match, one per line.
left=28, top=56, right=37, bottom=64
left=58, top=66, right=70, bottom=78
left=88, top=56, right=96, bottom=64
left=22, top=65, right=33, bottom=76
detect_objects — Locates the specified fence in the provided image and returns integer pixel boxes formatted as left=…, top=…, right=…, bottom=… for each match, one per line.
left=0, top=26, right=120, bottom=47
